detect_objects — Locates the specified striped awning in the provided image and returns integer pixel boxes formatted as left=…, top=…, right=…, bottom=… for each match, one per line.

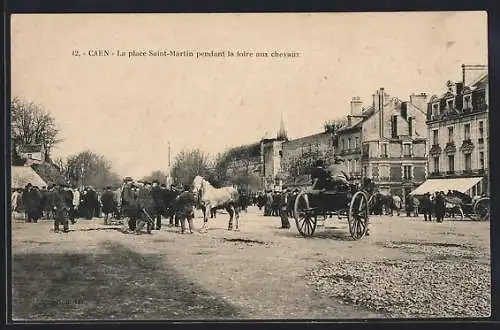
left=409, top=177, right=483, bottom=196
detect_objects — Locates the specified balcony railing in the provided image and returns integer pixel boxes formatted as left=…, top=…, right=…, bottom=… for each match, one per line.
left=446, top=170, right=455, bottom=175
left=380, top=154, right=388, bottom=158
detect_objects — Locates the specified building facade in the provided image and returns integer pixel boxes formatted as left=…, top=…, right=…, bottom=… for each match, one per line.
left=335, top=89, right=428, bottom=199
left=426, top=72, right=489, bottom=196
left=17, top=144, right=45, bottom=166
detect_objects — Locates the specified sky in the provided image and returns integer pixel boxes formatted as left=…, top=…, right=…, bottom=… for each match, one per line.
left=11, top=12, right=488, bottom=179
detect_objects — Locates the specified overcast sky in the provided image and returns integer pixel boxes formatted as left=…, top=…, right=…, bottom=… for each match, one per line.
left=11, top=12, right=488, bottom=179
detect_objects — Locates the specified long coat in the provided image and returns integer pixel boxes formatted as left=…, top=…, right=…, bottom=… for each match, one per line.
left=101, top=190, right=116, bottom=213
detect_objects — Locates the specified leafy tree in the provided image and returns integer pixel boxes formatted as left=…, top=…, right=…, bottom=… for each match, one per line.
left=65, top=150, right=121, bottom=189
left=171, top=148, right=210, bottom=185
left=11, top=97, right=62, bottom=162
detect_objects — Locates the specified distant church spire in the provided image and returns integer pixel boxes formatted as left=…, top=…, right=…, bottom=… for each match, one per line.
left=277, top=113, right=288, bottom=141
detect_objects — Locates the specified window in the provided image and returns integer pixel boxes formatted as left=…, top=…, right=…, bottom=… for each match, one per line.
left=480, top=152, right=485, bottom=169
left=391, top=115, right=398, bottom=138
left=433, top=156, right=440, bottom=173
left=447, top=99, right=454, bottom=111
left=479, top=121, right=484, bottom=139
left=448, top=126, right=454, bottom=143
left=342, top=139, right=346, bottom=151
left=448, top=155, right=455, bottom=172
left=408, top=117, right=413, bottom=136
left=364, top=166, right=368, bottom=176
left=463, top=95, right=471, bottom=109
left=464, top=124, right=471, bottom=141
left=433, top=130, right=439, bottom=145
left=355, top=137, right=359, bottom=149
left=403, top=165, right=412, bottom=180
left=381, top=144, right=388, bottom=157
left=432, top=103, right=439, bottom=117
left=465, top=153, right=472, bottom=171
left=348, top=138, right=352, bottom=150
left=347, top=160, right=352, bottom=173
left=403, top=144, right=411, bottom=157
left=354, top=159, right=358, bottom=173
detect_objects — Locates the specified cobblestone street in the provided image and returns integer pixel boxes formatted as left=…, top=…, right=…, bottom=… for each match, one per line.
left=11, top=206, right=491, bottom=320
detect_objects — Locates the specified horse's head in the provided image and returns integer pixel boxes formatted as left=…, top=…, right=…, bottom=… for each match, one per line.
left=192, top=175, right=206, bottom=197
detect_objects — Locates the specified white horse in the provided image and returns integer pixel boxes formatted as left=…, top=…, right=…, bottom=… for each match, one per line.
left=192, top=176, right=240, bottom=232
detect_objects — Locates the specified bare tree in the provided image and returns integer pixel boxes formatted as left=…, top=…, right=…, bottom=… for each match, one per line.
left=171, top=148, right=211, bottom=185
left=11, top=97, right=63, bottom=161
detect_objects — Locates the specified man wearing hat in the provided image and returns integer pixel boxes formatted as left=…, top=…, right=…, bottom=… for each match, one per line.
left=135, top=181, right=155, bottom=234
left=309, top=159, right=330, bottom=196
left=101, top=186, right=116, bottom=225
left=121, top=181, right=138, bottom=231
left=173, top=185, right=197, bottom=234
left=151, top=180, right=164, bottom=230
left=327, top=156, right=350, bottom=189
left=279, top=186, right=291, bottom=229
left=52, top=184, right=72, bottom=233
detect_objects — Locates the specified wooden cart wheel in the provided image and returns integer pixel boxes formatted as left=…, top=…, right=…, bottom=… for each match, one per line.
left=294, top=192, right=317, bottom=237
left=473, top=197, right=490, bottom=221
left=348, top=191, right=369, bottom=240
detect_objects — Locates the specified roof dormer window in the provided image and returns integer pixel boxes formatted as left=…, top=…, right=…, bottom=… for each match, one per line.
left=463, top=94, right=472, bottom=110
left=432, top=103, right=439, bottom=117
left=446, top=99, right=454, bottom=111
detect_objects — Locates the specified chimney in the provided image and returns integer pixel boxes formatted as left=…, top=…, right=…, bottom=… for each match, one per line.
left=379, top=88, right=385, bottom=138
left=409, top=93, right=428, bottom=111
left=456, top=82, right=464, bottom=95
left=350, top=96, right=363, bottom=116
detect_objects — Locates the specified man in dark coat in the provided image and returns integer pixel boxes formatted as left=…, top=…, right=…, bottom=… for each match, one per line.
left=279, top=187, right=291, bottom=229
left=174, top=185, right=197, bottom=234
left=434, top=191, right=446, bottom=223
left=421, top=192, right=433, bottom=221
left=135, top=182, right=155, bottom=234
left=122, top=182, right=138, bottom=231
left=22, top=183, right=33, bottom=222
left=27, top=186, right=42, bottom=223
left=165, top=184, right=181, bottom=227
left=62, top=186, right=76, bottom=224
left=53, top=184, right=72, bottom=233
left=101, top=186, right=116, bottom=225
left=84, top=187, right=99, bottom=219
left=151, top=180, right=164, bottom=230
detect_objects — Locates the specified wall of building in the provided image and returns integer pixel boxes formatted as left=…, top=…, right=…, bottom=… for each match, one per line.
left=427, top=112, right=488, bottom=174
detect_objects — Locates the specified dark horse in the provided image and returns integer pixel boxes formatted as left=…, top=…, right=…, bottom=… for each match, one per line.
left=369, top=191, right=402, bottom=216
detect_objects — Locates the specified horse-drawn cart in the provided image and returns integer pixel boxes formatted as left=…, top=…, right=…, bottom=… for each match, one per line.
left=444, top=191, right=490, bottom=221
left=293, top=183, right=370, bottom=240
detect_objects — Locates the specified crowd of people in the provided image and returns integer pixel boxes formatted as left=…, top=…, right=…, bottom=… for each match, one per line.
left=11, top=183, right=101, bottom=226
left=10, top=179, right=199, bottom=235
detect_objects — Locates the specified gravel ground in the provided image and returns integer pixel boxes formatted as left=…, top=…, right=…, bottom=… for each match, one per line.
left=305, top=241, right=491, bottom=318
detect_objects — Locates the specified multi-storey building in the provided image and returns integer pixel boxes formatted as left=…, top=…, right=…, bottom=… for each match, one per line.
left=335, top=89, right=428, bottom=199
left=413, top=71, right=489, bottom=197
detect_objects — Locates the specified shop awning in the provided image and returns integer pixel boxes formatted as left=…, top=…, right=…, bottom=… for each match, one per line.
left=409, top=177, right=483, bottom=196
